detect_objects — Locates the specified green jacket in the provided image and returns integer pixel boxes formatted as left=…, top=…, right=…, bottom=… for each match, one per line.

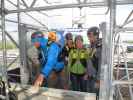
left=69, top=48, right=89, bottom=75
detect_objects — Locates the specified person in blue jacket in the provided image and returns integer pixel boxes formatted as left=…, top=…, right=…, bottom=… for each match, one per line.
left=31, top=31, right=65, bottom=87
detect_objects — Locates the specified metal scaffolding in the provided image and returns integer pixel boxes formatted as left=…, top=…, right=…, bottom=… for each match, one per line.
left=0, top=0, right=133, bottom=100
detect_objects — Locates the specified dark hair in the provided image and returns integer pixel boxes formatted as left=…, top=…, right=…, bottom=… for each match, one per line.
left=65, top=33, right=73, bottom=40
left=87, top=26, right=100, bottom=38
left=75, top=35, right=83, bottom=42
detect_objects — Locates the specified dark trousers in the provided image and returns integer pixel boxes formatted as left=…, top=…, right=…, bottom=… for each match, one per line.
left=70, top=73, right=87, bottom=92
left=87, top=78, right=96, bottom=92
left=87, top=78, right=99, bottom=100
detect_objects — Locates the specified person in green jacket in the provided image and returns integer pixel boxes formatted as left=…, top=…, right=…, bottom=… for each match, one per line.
left=69, top=35, right=89, bottom=92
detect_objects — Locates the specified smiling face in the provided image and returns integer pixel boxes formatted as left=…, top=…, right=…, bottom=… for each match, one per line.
left=65, top=33, right=73, bottom=48
left=87, top=32, right=97, bottom=45
left=75, top=35, right=83, bottom=49
left=66, top=39, right=73, bottom=48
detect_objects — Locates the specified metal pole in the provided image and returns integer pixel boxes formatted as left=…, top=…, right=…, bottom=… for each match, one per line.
left=120, top=45, right=133, bottom=100
left=6, top=1, right=133, bottom=14
left=30, top=0, right=37, bottom=8
left=17, top=0, right=30, bottom=84
left=24, top=13, right=48, bottom=28
left=1, top=0, right=9, bottom=99
left=6, top=0, right=48, bottom=28
left=122, top=10, right=133, bottom=27
left=0, top=26, right=19, bottom=48
left=0, top=18, right=47, bottom=29
left=7, top=56, right=19, bottom=69
left=99, top=22, right=110, bottom=100
left=21, top=0, right=28, bottom=8
left=17, top=0, right=22, bottom=84
left=109, top=0, right=116, bottom=99
left=118, top=86, right=124, bottom=100
left=116, top=35, right=120, bottom=80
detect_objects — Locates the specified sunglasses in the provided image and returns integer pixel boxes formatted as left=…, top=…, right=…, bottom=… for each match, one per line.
left=31, top=34, right=44, bottom=38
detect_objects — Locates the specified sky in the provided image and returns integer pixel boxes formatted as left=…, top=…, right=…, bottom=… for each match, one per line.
left=0, top=0, right=133, bottom=42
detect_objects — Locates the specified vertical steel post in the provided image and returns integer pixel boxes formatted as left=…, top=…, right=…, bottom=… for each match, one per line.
left=17, top=0, right=29, bottom=84
left=109, top=0, right=116, bottom=99
left=19, top=25, right=29, bottom=84
left=99, top=22, right=110, bottom=100
left=99, top=0, right=116, bottom=99
left=1, top=0, right=9, bottom=99
left=17, top=0, right=22, bottom=84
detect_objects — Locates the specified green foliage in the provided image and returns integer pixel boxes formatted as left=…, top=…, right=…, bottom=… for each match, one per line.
left=0, top=41, right=16, bottom=50
left=123, top=40, right=133, bottom=44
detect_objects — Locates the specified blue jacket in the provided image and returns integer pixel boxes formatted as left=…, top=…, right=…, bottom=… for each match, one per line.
left=31, top=31, right=65, bottom=79
left=40, top=42, right=64, bottom=79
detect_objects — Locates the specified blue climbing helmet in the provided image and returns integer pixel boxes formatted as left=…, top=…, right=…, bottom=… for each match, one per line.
left=31, top=31, right=48, bottom=48
left=31, top=31, right=44, bottom=38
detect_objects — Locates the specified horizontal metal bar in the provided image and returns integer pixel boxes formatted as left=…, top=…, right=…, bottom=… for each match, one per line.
left=4, top=18, right=46, bottom=29
left=7, top=1, right=133, bottom=14
left=113, top=80, right=133, bottom=85
left=120, top=71, right=133, bottom=80
left=114, top=67, right=133, bottom=71
left=8, top=73, right=21, bottom=77
left=6, top=0, right=48, bottom=28
left=118, top=85, right=133, bottom=88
